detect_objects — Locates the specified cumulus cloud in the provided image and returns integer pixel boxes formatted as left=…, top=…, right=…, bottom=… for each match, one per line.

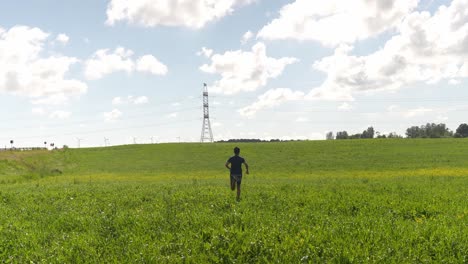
left=132, top=96, right=149, bottom=105
left=112, top=95, right=149, bottom=105
left=387, top=105, right=400, bottom=112
left=197, top=47, right=213, bottom=58
left=49, top=110, right=71, bottom=119
left=167, top=112, right=178, bottom=118
left=295, top=117, right=308, bottom=122
left=136, top=55, right=168, bottom=75
left=106, top=0, right=255, bottom=29
left=307, top=0, right=468, bottom=100
left=200, top=42, right=298, bottom=94
left=0, top=25, right=87, bottom=104
left=84, top=47, right=135, bottom=80
left=212, top=122, right=223, bottom=128
left=241, top=30, right=254, bottom=44
left=112, top=97, right=124, bottom=105
left=104, top=109, right=122, bottom=122
left=258, top=0, right=419, bottom=46
left=403, top=107, right=433, bottom=118
left=239, top=88, right=304, bottom=117
left=84, top=47, right=167, bottom=80
left=338, top=102, right=353, bottom=111
left=56, top=34, right=69, bottom=44
left=30, top=94, right=71, bottom=105
left=32, top=107, right=46, bottom=116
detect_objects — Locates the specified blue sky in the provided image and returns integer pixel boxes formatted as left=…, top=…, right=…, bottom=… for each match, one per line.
left=1, top=0, right=467, bottom=148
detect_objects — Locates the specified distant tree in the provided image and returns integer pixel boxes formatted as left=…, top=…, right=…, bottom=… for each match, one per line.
left=376, top=134, right=387, bottom=138
left=455, top=123, right=468, bottom=138
left=387, top=132, right=403, bottom=138
left=425, top=123, right=452, bottom=138
left=406, top=123, right=452, bottom=138
left=349, top=133, right=362, bottom=139
left=326, top=132, right=334, bottom=140
left=336, top=131, right=349, bottom=139
left=361, top=127, right=375, bottom=139
left=406, top=126, right=423, bottom=138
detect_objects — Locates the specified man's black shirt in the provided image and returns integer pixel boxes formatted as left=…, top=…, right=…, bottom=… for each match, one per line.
left=227, top=155, right=245, bottom=175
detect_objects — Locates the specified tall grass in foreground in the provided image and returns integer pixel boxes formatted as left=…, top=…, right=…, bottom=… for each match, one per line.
left=0, top=139, right=467, bottom=262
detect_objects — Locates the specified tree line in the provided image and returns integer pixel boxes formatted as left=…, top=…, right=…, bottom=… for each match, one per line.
left=216, top=139, right=305, bottom=143
left=328, top=123, right=468, bottom=140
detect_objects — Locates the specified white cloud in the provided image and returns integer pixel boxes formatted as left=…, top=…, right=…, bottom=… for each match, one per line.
left=197, top=47, right=213, bottom=58
left=49, top=110, right=71, bottom=119
left=212, top=122, right=223, bottom=127
left=136, top=55, right=168, bottom=75
left=449, top=79, right=461, bottom=85
left=258, top=0, right=419, bottom=46
left=307, top=0, right=468, bottom=101
left=0, top=25, right=87, bottom=104
left=200, top=42, right=298, bottom=94
left=84, top=47, right=134, bottom=80
left=338, top=102, right=353, bottom=111
left=31, top=94, right=70, bottom=105
left=85, top=47, right=167, bottom=80
left=295, top=117, right=308, bottom=122
left=112, top=95, right=149, bottom=105
left=56, top=34, right=69, bottom=44
left=241, top=30, right=254, bottom=44
left=104, top=109, right=122, bottom=122
left=32, top=107, right=46, bottom=116
left=239, top=88, right=304, bottom=117
left=167, top=112, right=178, bottom=118
left=106, top=0, right=256, bottom=29
left=436, top=115, right=449, bottom=122
left=404, top=107, right=433, bottom=118
left=132, top=96, right=149, bottom=105
left=387, top=105, right=400, bottom=112
left=112, top=97, right=124, bottom=105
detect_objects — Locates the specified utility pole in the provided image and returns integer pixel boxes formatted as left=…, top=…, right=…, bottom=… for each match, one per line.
left=150, top=136, right=154, bottom=144
left=76, top=138, right=83, bottom=148
left=133, top=137, right=137, bottom=144
left=104, top=138, right=110, bottom=147
left=200, top=83, right=214, bottom=143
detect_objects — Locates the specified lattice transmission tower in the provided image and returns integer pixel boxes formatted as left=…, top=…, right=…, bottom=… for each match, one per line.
left=200, top=83, right=214, bottom=143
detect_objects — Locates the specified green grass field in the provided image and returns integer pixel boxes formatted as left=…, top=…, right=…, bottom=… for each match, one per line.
left=0, top=139, right=467, bottom=263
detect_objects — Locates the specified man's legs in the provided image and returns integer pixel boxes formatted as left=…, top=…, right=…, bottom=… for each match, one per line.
left=230, top=176, right=236, bottom=191
left=230, top=175, right=242, bottom=201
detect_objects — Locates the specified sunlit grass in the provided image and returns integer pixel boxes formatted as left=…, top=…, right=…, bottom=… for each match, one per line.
left=0, top=139, right=467, bottom=262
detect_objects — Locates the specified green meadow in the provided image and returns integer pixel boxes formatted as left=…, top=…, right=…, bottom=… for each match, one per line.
left=0, top=139, right=467, bottom=263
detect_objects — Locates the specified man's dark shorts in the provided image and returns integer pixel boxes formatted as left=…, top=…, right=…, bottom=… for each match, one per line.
left=231, top=174, right=242, bottom=184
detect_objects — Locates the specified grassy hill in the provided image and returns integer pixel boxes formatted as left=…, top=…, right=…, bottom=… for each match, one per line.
left=0, top=139, right=467, bottom=262
left=3, top=138, right=468, bottom=182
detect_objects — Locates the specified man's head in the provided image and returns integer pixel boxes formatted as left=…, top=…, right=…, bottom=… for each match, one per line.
left=234, top=147, right=240, bottom=155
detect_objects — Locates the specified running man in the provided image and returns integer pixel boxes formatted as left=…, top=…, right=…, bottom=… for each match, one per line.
left=225, top=147, right=249, bottom=201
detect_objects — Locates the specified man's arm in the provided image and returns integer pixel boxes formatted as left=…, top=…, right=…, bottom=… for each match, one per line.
left=225, top=162, right=231, bottom=170
left=244, top=161, right=249, bottom=174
